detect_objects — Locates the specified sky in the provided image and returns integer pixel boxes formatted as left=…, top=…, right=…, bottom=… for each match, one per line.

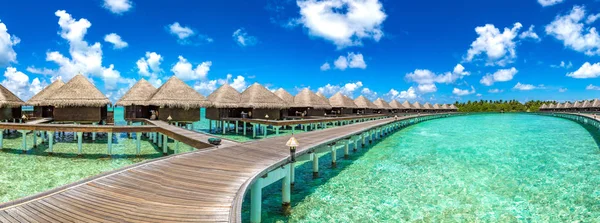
left=0, top=0, right=600, bottom=104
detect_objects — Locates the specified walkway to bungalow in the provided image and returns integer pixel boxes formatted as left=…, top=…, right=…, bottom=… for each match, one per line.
left=0, top=113, right=444, bottom=222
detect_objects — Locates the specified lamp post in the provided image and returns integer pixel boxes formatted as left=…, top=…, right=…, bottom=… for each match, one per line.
left=286, top=135, right=299, bottom=162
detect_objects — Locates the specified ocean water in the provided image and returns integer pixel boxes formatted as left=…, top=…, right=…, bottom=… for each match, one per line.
left=247, top=114, right=600, bottom=222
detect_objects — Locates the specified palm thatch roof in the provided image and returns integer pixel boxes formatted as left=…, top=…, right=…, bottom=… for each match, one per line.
left=441, top=104, right=450, bottom=110
left=274, top=88, right=294, bottom=104
left=239, top=83, right=289, bottom=109
left=432, top=103, right=441, bottom=109
left=373, top=98, right=392, bottom=109
left=0, top=84, right=24, bottom=108
left=548, top=103, right=556, bottom=109
left=539, top=104, right=548, bottom=109
left=449, top=104, right=458, bottom=110
left=422, top=102, right=433, bottom=110
left=354, top=96, right=378, bottom=109
left=556, top=103, right=564, bottom=109
left=590, top=99, right=600, bottom=108
left=402, top=101, right=415, bottom=109
left=329, top=92, right=357, bottom=108
left=43, top=74, right=110, bottom=107
left=572, top=101, right=582, bottom=108
left=115, top=79, right=157, bottom=106
left=207, top=84, right=241, bottom=108
left=27, top=79, right=65, bottom=106
left=148, top=76, right=211, bottom=109
left=293, top=88, right=332, bottom=109
left=389, top=100, right=404, bottom=109
left=563, top=101, right=573, bottom=108
left=315, top=92, right=328, bottom=101
left=412, top=102, right=422, bottom=109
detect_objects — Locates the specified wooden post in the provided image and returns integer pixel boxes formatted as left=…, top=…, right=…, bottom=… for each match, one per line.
left=136, top=132, right=141, bottom=155
left=282, top=164, right=291, bottom=215
left=243, top=121, right=247, bottom=136
left=331, top=145, right=337, bottom=168
left=252, top=124, right=256, bottom=138
left=263, top=125, right=267, bottom=138
left=275, top=126, right=280, bottom=135
left=235, top=120, right=239, bottom=134
left=33, top=131, right=37, bottom=148
left=344, top=140, right=349, bottom=158
left=222, top=121, right=226, bottom=135
left=162, top=134, right=168, bottom=155
left=312, top=153, right=319, bottom=178
left=77, top=132, right=83, bottom=156
left=0, top=129, right=3, bottom=150
left=107, top=133, right=113, bottom=156
left=158, top=133, right=163, bottom=146
left=20, top=130, right=27, bottom=152
left=209, top=119, right=212, bottom=133
left=175, top=140, right=180, bottom=154
left=250, top=179, right=262, bottom=223
left=48, top=131, right=54, bottom=154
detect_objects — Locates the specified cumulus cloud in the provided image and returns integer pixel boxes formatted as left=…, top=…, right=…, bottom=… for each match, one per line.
left=166, top=22, right=213, bottom=45
left=194, top=80, right=217, bottom=96
left=452, top=86, right=476, bottom=96
left=405, top=64, right=470, bottom=93
left=171, top=56, right=212, bottom=81
left=317, top=81, right=363, bottom=97
left=37, top=10, right=130, bottom=90
left=519, top=25, right=540, bottom=41
left=545, top=6, right=600, bottom=56
left=385, top=87, right=417, bottom=100
left=488, top=88, right=503, bottom=93
left=320, top=62, right=331, bottom=71
left=0, top=21, right=20, bottom=66
left=1, top=67, right=46, bottom=100
left=538, top=0, right=564, bottom=7
left=328, top=52, right=366, bottom=70
left=103, top=0, right=133, bottom=14
left=567, top=62, right=600, bottom=78
left=586, top=84, right=600, bottom=90
left=233, top=28, right=257, bottom=47
left=464, top=23, right=523, bottom=66
left=223, top=74, right=247, bottom=92
left=550, top=61, right=572, bottom=69
left=586, top=13, right=600, bottom=24
left=294, top=0, right=387, bottom=49
left=104, top=33, right=128, bottom=49
left=513, top=82, right=538, bottom=91
left=136, top=52, right=163, bottom=87
left=193, top=74, right=247, bottom=96
left=480, top=67, right=518, bottom=86
left=361, top=87, right=377, bottom=100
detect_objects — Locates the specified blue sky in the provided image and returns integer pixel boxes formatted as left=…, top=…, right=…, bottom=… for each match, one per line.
left=0, top=0, right=599, bottom=104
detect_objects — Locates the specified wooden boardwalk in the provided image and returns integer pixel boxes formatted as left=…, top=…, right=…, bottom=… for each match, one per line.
left=145, top=120, right=239, bottom=149
left=0, top=114, right=424, bottom=222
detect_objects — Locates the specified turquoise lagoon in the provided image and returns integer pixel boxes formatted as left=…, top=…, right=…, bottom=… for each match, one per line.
left=245, top=114, right=600, bottom=222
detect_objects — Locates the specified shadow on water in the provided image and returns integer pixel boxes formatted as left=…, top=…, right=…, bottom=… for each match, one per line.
left=240, top=135, right=392, bottom=222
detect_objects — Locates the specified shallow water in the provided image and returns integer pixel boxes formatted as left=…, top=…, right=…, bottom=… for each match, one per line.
left=246, top=114, right=600, bottom=222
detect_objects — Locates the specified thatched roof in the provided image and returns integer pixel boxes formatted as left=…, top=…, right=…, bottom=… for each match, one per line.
left=432, top=103, right=441, bottom=109
left=441, top=104, right=450, bottom=110
left=315, top=92, right=328, bottom=101
left=548, top=103, right=556, bottom=109
left=539, top=104, right=548, bottom=109
left=293, top=88, right=332, bottom=109
left=572, top=101, right=582, bottom=108
left=389, top=100, right=404, bottom=109
left=329, top=92, right=357, bottom=108
left=563, top=101, right=573, bottom=108
left=43, top=74, right=110, bottom=107
left=402, top=101, right=415, bottom=109
left=207, top=84, right=241, bottom=108
left=373, top=98, right=392, bottom=109
left=274, top=88, right=294, bottom=104
left=354, top=96, right=378, bottom=109
left=422, top=102, right=433, bottom=110
left=115, top=79, right=157, bottom=106
left=412, top=102, right=422, bottom=109
left=556, top=103, right=564, bottom=109
left=148, top=76, right=211, bottom=109
left=590, top=99, right=600, bottom=108
left=0, top=84, right=24, bottom=108
left=581, top=101, right=590, bottom=108
left=27, top=79, right=65, bottom=106
left=449, top=104, right=458, bottom=110
left=239, top=83, right=289, bottom=109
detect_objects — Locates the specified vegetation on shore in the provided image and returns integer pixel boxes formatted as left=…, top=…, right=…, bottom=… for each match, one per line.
left=454, top=100, right=555, bottom=112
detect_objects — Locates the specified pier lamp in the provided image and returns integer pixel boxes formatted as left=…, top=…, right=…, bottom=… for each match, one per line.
left=394, top=115, right=398, bottom=120
left=286, top=135, right=299, bottom=162
left=265, top=114, right=269, bottom=120
left=167, top=115, right=173, bottom=121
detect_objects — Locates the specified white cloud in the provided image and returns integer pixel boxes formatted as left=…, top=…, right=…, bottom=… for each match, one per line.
left=103, top=0, right=132, bottom=14
left=545, top=6, right=600, bottom=56
left=233, top=28, right=257, bottom=47
left=567, top=62, right=600, bottom=78
left=519, top=25, right=540, bottom=41
left=586, top=84, right=600, bottom=90
left=225, top=74, right=247, bottom=92
left=171, top=56, right=212, bottom=81
left=194, top=80, right=217, bottom=96
left=396, top=87, right=417, bottom=100
left=38, top=10, right=129, bottom=90
left=488, top=88, right=503, bottom=93
left=452, top=86, right=476, bottom=96
left=334, top=56, right=348, bottom=70
left=1, top=67, right=46, bottom=100
left=558, top=87, right=568, bottom=92
left=479, top=67, right=518, bottom=86
left=0, top=21, right=20, bottom=66
left=168, top=22, right=194, bottom=39
left=538, top=0, right=564, bottom=7
left=26, top=67, right=55, bottom=75
left=476, top=93, right=482, bottom=97
left=317, top=81, right=363, bottom=97
left=550, top=60, right=573, bottom=68
left=320, top=62, right=331, bottom=71
left=136, top=52, right=163, bottom=87
left=464, top=23, right=522, bottom=66
left=104, top=33, right=128, bottom=49
left=587, top=13, right=600, bottom=24
left=361, top=87, right=377, bottom=100
left=405, top=64, right=470, bottom=93
left=513, top=82, right=537, bottom=91
left=295, top=0, right=387, bottom=49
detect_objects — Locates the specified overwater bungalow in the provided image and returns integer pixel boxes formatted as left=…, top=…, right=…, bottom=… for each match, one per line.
left=328, top=92, right=358, bottom=115
left=116, top=79, right=157, bottom=121
left=373, top=98, right=392, bottom=114
left=239, top=83, right=289, bottom=120
left=27, top=79, right=64, bottom=119
left=402, top=101, right=415, bottom=113
left=441, top=104, right=450, bottom=112
left=412, top=102, right=423, bottom=113
left=147, top=76, right=211, bottom=123
left=591, top=99, right=600, bottom=111
left=274, top=88, right=294, bottom=105
left=422, top=102, right=433, bottom=113
left=290, top=88, right=332, bottom=117
left=449, top=104, right=458, bottom=111
left=563, top=101, right=573, bottom=112
left=42, top=74, right=110, bottom=124
left=0, top=84, right=24, bottom=121
left=539, top=104, right=548, bottom=111
left=572, top=101, right=582, bottom=112
left=432, top=103, right=441, bottom=113
left=580, top=100, right=590, bottom=112
left=206, top=84, right=241, bottom=121
left=354, top=95, right=377, bottom=115
left=389, top=100, right=405, bottom=114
